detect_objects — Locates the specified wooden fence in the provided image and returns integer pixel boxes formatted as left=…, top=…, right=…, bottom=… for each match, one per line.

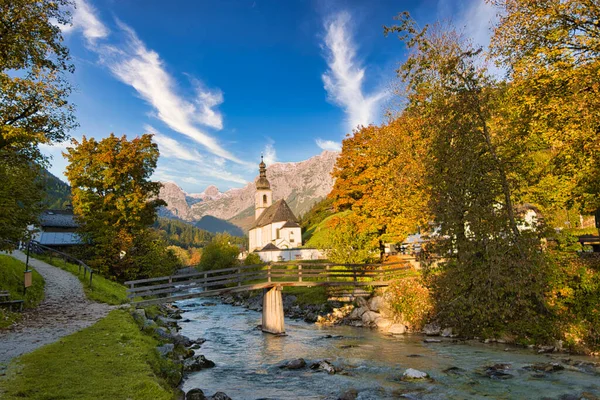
left=29, top=241, right=95, bottom=286
left=126, top=262, right=411, bottom=306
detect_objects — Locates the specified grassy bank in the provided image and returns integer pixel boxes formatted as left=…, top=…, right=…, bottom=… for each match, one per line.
left=34, top=254, right=128, bottom=305
left=0, top=255, right=45, bottom=329
left=0, top=309, right=177, bottom=400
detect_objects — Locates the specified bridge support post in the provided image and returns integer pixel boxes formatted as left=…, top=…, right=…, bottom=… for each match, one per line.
left=262, top=285, right=285, bottom=335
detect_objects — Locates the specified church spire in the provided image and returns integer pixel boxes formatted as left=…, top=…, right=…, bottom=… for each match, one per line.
left=256, top=155, right=270, bottom=190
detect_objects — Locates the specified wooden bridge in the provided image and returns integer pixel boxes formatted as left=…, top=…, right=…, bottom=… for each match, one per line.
left=125, top=261, right=412, bottom=334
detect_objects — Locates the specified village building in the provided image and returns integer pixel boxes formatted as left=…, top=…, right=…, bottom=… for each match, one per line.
left=31, top=209, right=82, bottom=249
left=248, top=157, right=324, bottom=262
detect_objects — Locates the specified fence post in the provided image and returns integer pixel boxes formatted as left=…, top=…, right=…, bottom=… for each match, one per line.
left=326, top=265, right=329, bottom=282
left=90, top=270, right=93, bottom=287
left=298, top=264, right=302, bottom=282
left=353, top=266, right=357, bottom=284
left=238, top=268, right=241, bottom=287
left=378, top=264, right=383, bottom=282
left=267, top=264, right=271, bottom=283
left=168, top=277, right=173, bottom=297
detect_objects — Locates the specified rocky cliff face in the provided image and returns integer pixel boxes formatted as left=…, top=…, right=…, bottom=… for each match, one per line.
left=157, top=151, right=338, bottom=231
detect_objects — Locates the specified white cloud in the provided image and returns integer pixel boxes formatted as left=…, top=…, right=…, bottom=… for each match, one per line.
left=262, top=142, right=277, bottom=166
left=61, top=0, right=109, bottom=43
left=98, top=22, right=244, bottom=164
left=322, top=11, right=387, bottom=131
left=148, top=126, right=247, bottom=185
left=146, top=125, right=201, bottom=163
left=457, top=0, right=497, bottom=50
left=315, top=138, right=342, bottom=152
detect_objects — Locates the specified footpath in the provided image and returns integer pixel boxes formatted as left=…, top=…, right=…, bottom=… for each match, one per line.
left=0, top=251, right=114, bottom=364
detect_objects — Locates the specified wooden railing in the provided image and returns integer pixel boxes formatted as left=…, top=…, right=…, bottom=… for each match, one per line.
left=29, top=241, right=95, bottom=286
left=125, top=262, right=411, bottom=306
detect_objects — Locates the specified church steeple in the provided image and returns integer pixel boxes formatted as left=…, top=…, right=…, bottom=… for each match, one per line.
left=255, top=156, right=272, bottom=220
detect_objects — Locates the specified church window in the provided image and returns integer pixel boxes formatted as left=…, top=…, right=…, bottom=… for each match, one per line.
left=290, top=231, right=294, bottom=243
left=276, top=228, right=280, bottom=239
left=263, top=194, right=267, bottom=205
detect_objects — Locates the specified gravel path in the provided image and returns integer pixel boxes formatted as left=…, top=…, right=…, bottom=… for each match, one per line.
left=0, top=251, right=115, bottom=365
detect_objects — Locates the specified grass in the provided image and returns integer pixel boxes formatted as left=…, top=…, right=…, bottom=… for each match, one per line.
left=283, top=285, right=329, bottom=305
left=34, top=254, right=128, bottom=305
left=304, top=210, right=350, bottom=248
left=0, top=255, right=45, bottom=329
left=0, top=309, right=177, bottom=400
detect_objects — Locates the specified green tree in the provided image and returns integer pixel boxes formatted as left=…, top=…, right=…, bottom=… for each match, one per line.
left=0, top=0, right=76, bottom=249
left=198, top=233, right=240, bottom=271
left=64, top=133, right=172, bottom=280
left=243, top=252, right=263, bottom=266
left=323, top=212, right=378, bottom=264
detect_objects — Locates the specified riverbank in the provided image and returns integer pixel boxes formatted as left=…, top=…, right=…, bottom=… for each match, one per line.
left=0, top=309, right=179, bottom=399
left=176, top=296, right=600, bottom=399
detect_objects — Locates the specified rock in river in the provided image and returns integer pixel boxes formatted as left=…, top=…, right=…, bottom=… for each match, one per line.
left=186, top=388, right=206, bottom=400
left=402, top=368, right=430, bottom=380
left=281, top=358, right=306, bottom=370
left=184, top=355, right=216, bottom=372
left=310, top=360, right=338, bottom=375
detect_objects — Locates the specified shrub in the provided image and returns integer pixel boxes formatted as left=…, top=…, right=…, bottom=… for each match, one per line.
left=244, top=253, right=263, bottom=266
left=198, top=233, right=240, bottom=271
left=386, top=276, right=433, bottom=330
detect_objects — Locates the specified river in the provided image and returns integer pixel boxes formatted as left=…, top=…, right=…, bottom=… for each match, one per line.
left=177, top=298, right=599, bottom=399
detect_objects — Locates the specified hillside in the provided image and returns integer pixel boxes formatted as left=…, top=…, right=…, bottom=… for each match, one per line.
left=158, top=150, right=338, bottom=232
left=41, top=170, right=71, bottom=209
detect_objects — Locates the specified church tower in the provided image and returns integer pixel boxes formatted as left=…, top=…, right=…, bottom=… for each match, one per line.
left=255, top=156, right=272, bottom=220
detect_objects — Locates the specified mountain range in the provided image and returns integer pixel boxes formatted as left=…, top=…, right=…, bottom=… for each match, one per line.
left=158, top=150, right=338, bottom=234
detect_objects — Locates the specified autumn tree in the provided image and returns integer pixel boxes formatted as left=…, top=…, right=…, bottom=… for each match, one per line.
left=385, top=15, right=551, bottom=337
left=329, top=115, right=431, bottom=259
left=0, top=0, right=76, bottom=249
left=489, top=0, right=600, bottom=215
left=64, top=133, right=178, bottom=280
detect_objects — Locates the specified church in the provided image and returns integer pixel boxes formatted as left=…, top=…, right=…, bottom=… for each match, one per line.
left=248, top=157, right=303, bottom=252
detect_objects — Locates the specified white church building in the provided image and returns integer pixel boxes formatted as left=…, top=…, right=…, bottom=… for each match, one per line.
left=248, top=157, right=323, bottom=262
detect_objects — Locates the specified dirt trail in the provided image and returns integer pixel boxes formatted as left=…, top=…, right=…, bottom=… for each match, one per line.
left=0, top=251, right=114, bottom=365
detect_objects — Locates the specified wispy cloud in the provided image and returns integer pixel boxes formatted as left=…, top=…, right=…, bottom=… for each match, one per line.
left=99, top=22, right=244, bottom=164
left=148, top=126, right=247, bottom=185
left=322, top=11, right=387, bottom=131
left=315, top=138, right=342, bottom=152
left=262, top=141, right=277, bottom=165
left=61, top=0, right=109, bottom=43
left=146, top=125, right=201, bottom=163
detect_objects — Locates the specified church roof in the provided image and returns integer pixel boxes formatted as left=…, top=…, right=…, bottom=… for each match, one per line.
left=251, top=199, right=298, bottom=229
left=260, top=243, right=280, bottom=251
left=281, top=220, right=300, bottom=228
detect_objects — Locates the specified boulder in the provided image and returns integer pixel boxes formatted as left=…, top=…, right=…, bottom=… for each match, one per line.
left=361, top=311, right=380, bottom=326
left=374, top=317, right=393, bottom=330
left=402, top=368, right=429, bottom=380
left=355, top=297, right=368, bottom=308
left=347, top=308, right=362, bottom=320
left=207, top=393, right=231, bottom=400
left=156, top=343, right=175, bottom=357
left=524, top=363, right=565, bottom=373
left=423, top=338, right=441, bottom=343
left=183, top=355, right=216, bottom=372
left=310, top=360, right=337, bottom=375
left=387, top=324, right=407, bottom=335
left=423, top=323, right=441, bottom=336
left=484, top=363, right=513, bottom=379
left=186, top=389, right=207, bottom=400
left=367, top=296, right=384, bottom=312
left=282, top=358, right=306, bottom=370
left=441, top=328, right=454, bottom=337
left=172, top=334, right=194, bottom=347
left=157, top=316, right=179, bottom=327
left=132, top=308, right=147, bottom=323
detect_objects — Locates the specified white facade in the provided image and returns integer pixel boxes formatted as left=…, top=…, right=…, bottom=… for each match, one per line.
left=255, top=248, right=325, bottom=262
left=255, top=189, right=272, bottom=220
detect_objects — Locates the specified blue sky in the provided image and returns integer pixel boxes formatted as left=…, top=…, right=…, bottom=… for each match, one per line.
left=42, top=0, right=497, bottom=193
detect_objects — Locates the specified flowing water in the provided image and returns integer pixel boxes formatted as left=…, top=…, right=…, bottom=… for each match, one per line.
left=177, top=299, right=599, bottom=399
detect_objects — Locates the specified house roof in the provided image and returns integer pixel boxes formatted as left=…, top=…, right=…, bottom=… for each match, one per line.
left=39, top=210, right=79, bottom=229
left=260, top=243, right=280, bottom=251
left=281, top=220, right=300, bottom=228
left=251, top=199, right=298, bottom=229
left=32, top=231, right=82, bottom=246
